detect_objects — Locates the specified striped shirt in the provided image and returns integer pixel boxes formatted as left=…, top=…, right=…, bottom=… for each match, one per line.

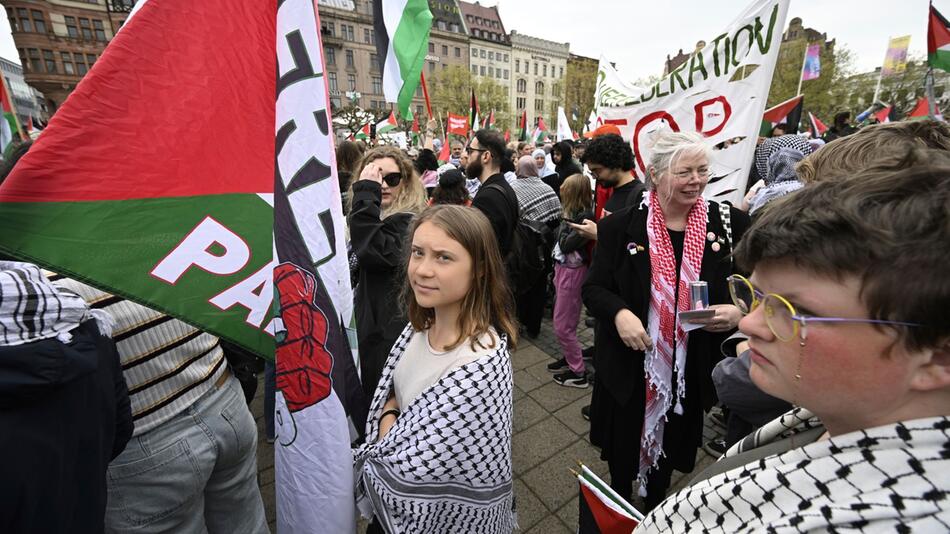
left=510, top=176, right=562, bottom=224
left=51, top=275, right=226, bottom=436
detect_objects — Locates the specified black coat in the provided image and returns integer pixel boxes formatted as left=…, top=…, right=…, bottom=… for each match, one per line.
left=582, top=200, right=749, bottom=464
left=472, top=173, right=518, bottom=257
left=0, top=319, right=132, bottom=534
left=349, top=180, right=415, bottom=399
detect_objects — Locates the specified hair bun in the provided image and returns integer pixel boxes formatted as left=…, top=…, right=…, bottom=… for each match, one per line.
left=438, top=168, right=465, bottom=188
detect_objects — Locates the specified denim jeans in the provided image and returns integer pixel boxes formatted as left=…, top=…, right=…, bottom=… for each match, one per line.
left=104, top=374, right=269, bottom=533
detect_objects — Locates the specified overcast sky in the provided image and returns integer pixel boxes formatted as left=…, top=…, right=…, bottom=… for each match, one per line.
left=0, top=0, right=941, bottom=81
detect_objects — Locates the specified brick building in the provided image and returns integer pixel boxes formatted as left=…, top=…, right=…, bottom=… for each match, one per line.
left=6, top=0, right=134, bottom=112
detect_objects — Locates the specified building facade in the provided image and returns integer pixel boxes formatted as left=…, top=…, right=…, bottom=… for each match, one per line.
left=510, top=30, right=569, bottom=131
left=458, top=1, right=511, bottom=102
left=6, top=0, right=134, bottom=111
left=421, top=1, right=470, bottom=119
left=1, top=56, right=46, bottom=124
left=317, top=0, right=387, bottom=113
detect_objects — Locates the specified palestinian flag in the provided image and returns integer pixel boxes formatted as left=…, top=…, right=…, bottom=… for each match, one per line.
left=376, top=110, right=398, bottom=134
left=0, top=1, right=365, bottom=531
left=531, top=116, right=548, bottom=143
left=929, top=4, right=950, bottom=73
left=0, top=76, right=21, bottom=155
left=470, top=89, right=480, bottom=133
left=760, top=94, right=803, bottom=136
left=907, top=96, right=939, bottom=119
left=874, top=105, right=894, bottom=124
left=354, top=123, right=372, bottom=140
left=410, top=114, right=420, bottom=145
left=483, top=109, right=495, bottom=130
left=437, top=137, right=451, bottom=164
left=808, top=112, right=828, bottom=138
left=518, top=110, right=528, bottom=141
left=576, top=464, right=642, bottom=533
left=372, top=0, right=432, bottom=117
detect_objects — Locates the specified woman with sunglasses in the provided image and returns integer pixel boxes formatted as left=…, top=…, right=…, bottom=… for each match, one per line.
left=349, top=146, right=428, bottom=401
left=635, top=160, right=950, bottom=532
left=582, top=131, right=751, bottom=511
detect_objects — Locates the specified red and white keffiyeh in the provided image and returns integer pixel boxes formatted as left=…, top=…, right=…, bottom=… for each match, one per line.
left=639, top=192, right=707, bottom=496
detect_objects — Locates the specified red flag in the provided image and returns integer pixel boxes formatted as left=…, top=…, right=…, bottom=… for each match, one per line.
left=808, top=112, right=828, bottom=138
left=518, top=110, right=527, bottom=141
left=447, top=112, right=469, bottom=136
left=874, top=105, right=893, bottom=124
left=537, top=116, right=548, bottom=132
left=437, top=137, right=451, bottom=164
left=908, top=97, right=938, bottom=118
left=578, top=475, right=641, bottom=534
left=411, top=115, right=420, bottom=133
left=504, top=129, right=510, bottom=142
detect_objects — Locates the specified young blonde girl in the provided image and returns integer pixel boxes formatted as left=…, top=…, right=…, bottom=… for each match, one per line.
left=551, top=173, right=595, bottom=388
left=354, top=205, right=518, bottom=534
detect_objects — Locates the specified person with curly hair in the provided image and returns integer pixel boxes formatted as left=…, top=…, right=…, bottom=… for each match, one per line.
left=570, top=134, right=646, bottom=242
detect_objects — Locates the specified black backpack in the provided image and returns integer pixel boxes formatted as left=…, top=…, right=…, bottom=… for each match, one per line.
left=485, top=183, right=555, bottom=295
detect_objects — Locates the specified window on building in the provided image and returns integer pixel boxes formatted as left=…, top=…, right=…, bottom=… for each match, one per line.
left=16, top=8, right=32, bottom=32
left=449, top=23, right=459, bottom=33
left=480, top=65, right=485, bottom=76
left=330, top=97, right=341, bottom=109
left=437, top=20, right=446, bottom=31
left=369, top=53, right=378, bottom=70
left=43, top=49, right=56, bottom=73
left=543, top=64, right=547, bottom=77
left=504, top=54, right=509, bottom=62
left=326, top=47, right=335, bottom=65
left=517, top=79, right=526, bottom=93
left=455, top=47, right=460, bottom=57
left=17, top=48, right=27, bottom=71
left=326, top=22, right=334, bottom=36
left=416, top=105, right=423, bottom=116
left=429, top=42, right=435, bottom=53
left=61, top=52, right=75, bottom=75
left=328, top=72, right=338, bottom=91
left=364, top=28, right=374, bottom=44
left=32, top=10, right=46, bottom=34
left=7, top=8, right=18, bottom=33
left=442, top=45, right=448, bottom=55
left=76, top=56, right=88, bottom=75
left=525, top=60, right=530, bottom=73
left=92, top=19, right=106, bottom=40
left=552, top=83, right=561, bottom=97
left=372, top=76, right=382, bottom=94
left=480, top=49, right=486, bottom=59
left=517, top=97, right=525, bottom=110
left=347, top=74, right=356, bottom=91
left=87, top=54, right=96, bottom=66
left=428, top=61, right=435, bottom=73
left=345, top=50, right=354, bottom=68
left=535, top=98, right=543, bottom=113
left=471, top=48, right=477, bottom=57
left=560, top=66, right=564, bottom=77
left=534, top=63, right=538, bottom=76
left=488, top=66, right=493, bottom=77
left=488, top=51, right=494, bottom=60
left=503, top=69, right=509, bottom=80
left=536, top=81, right=544, bottom=95
left=27, top=48, right=41, bottom=73
left=79, top=18, right=93, bottom=40
left=472, top=65, right=477, bottom=75
left=64, top=16, right=78, bottom=38
left=346, top=25, right=355, bottom=41
left=515, top=59, right=519, bottom=73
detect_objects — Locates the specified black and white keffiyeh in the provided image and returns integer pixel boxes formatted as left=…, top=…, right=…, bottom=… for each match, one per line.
left=635, top=407, right=950, bottom=532
left=0, top=261, right=99, bottom=346
left=353, top=325, right=516, bottom=533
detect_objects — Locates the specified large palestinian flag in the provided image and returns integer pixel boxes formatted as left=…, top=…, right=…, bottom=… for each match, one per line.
left=760, top=94, right=803, bottom=136
left=929, top=4, right=950, bottom=73
left=0, top=0, right=364, bottom=531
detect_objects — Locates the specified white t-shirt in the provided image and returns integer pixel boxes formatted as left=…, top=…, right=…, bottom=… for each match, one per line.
left=393, top=327, right=498, bottom=410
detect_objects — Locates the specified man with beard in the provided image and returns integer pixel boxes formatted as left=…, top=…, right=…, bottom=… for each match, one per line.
left=568, top=134, right=646, bottom=241
left=469, top=129, right=518, bottom=257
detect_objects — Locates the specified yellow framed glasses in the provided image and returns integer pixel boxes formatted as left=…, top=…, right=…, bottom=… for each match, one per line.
left=727, top=274, right=923, bottom=342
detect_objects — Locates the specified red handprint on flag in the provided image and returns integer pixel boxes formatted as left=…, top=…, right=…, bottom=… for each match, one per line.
left=274, top=263, right=333, bottom=412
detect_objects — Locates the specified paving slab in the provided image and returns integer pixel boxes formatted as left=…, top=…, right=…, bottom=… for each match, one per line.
left=527, top=380, right=591, bottom=413
left=514, top=478, right=549, bottom=531
left=512, top=416, right=578, bottom=474
left=524, top=514, right=572, bottom=534
left=514, top=395, right=550, bottom=433
left=521, top=438, right=609, bottom=513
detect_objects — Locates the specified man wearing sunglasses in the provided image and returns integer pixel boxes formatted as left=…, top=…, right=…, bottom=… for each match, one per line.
left=634, top=153, right=950, bottom=532
left=468, top=130, right=518, bottom=257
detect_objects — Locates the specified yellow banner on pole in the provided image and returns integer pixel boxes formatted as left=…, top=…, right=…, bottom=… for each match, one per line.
left=881, top=35, right=912, bottom=77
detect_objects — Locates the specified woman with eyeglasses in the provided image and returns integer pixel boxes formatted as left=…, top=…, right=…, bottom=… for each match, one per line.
left=582, top=131, right=751, bottom=511
left=349, top=146, right=428, bottom=402
left=634, top=160, right=950, bottom=532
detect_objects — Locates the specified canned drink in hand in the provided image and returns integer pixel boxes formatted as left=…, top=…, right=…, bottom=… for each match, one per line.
left=689, top=281, right=709, bottom=310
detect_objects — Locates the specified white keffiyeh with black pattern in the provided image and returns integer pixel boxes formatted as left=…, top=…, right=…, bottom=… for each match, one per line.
left=636, top=407, right=950, bottom=533
left=353, top=325, right=516, bottom=533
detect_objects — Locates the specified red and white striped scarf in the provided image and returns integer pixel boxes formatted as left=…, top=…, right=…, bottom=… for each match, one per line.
left=638, top=192, right=707, bottom=496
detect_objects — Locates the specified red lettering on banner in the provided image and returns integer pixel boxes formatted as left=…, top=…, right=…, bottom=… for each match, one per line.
left=633, top=111, right=680, bottom=175
left=694, top=96, right=732, bottom=137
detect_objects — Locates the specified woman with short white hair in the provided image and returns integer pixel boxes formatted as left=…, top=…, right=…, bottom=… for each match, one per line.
left=582, top=131, right=751, bottom=509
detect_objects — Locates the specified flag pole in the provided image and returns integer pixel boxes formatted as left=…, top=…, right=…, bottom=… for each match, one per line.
left=873, top=36, right=890, bottom=104
left=926, top=67, right=938, bottom=118
left=796, top=42, right=809, bottom=96
left=420, top=71, right=433, bottom=119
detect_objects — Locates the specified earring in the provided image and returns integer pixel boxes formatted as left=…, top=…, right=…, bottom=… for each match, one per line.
left=795, top=340, right=805, bottom=380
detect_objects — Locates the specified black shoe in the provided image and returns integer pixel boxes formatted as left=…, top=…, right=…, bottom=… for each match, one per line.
left=703, top=438, right=727, bottom=456
left=553, top=370, right=589, bottom=389
left=709, top=410, right=728, bottom=429
left=581, top=404, right=591, bottom=421
left=546, top=357, right=569, bottom=373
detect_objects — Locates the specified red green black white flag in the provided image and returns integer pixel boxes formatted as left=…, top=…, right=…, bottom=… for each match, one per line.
left=929, top=3, right=950, bottom=72
left=760, top=94, right=803, bottom=136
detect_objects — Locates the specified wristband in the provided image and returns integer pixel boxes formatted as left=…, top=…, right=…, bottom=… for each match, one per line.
left=381, top=408, right=401, bottom=420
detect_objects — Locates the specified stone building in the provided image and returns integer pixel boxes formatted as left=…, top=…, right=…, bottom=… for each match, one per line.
left=421, top=0, right=470, bottom=119
left=5, top=0, right=135, bottom=111
left=317, top=0, right=386, bottom=112
left=510, top=30, right=569, bottom=130
left=458, top=1, right=511, bottom=100
left=1, top=56, right=46, bottom=124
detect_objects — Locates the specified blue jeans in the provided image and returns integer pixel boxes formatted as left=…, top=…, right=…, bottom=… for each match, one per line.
left=104, top=374, right=269, bottom=533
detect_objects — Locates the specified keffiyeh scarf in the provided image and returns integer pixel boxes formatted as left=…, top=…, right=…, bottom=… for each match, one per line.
left=636, top=407, right=950, bottom=533
left=640, top=192, right=707, bottom=496
left=353, top=325, right=516, bottom=533
left=0, top=261, right=102, bottom=346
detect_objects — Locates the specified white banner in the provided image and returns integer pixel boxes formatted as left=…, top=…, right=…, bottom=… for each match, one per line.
left=598, top=0, right=790, bottom=205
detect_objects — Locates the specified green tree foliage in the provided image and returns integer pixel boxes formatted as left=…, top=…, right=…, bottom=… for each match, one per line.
left=565, top=59, right=597, bottom=132
left=428, top=65, right=510, bottom=132
left=766, top=40, right=856, bottom=130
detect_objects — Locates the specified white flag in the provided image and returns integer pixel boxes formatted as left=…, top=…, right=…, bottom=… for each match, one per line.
left=556, top=106, right=572, bottom=141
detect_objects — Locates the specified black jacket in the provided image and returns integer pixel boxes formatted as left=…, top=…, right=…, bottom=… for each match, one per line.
left=582, top=201, right=749, bottom=464
left=557, top=209, right=595, bottom=265
left=0, top=319, right=132, bottom=534
left=349, top=180, right=415, bottom=399
left=472, top=173, right=518, bottom=257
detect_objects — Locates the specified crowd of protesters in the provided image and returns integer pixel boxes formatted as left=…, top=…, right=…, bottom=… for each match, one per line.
left=2, top=111, right=949, bottom=534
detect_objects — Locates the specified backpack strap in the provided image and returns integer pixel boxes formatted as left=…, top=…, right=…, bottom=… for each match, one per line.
left=484, top=182, right=520, bottom=221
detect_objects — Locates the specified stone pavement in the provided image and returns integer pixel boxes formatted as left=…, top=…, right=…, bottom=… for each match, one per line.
left=250, top=311, right=725, bottom=533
